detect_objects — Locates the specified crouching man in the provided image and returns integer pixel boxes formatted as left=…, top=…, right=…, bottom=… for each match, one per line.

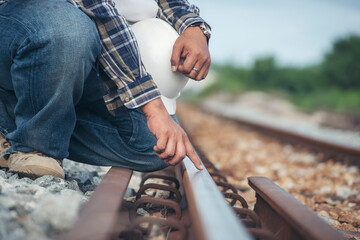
left=0, top=0, right=211, bottom=179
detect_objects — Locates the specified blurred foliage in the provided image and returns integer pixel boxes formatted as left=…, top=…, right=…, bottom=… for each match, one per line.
left=323, top=35, right=360, bottom=89
left=201, top=35, right=360, bottom=114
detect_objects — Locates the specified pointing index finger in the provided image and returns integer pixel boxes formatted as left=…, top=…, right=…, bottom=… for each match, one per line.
left=184, top=138, right=203, bottom=170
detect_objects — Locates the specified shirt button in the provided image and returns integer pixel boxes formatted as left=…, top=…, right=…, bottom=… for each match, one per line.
left=125, top=97, right=130, bottom=102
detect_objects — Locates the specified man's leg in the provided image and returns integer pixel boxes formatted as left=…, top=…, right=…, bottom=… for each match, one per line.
left=68, top=68, right=168, bottom=172
left=0, top=0, right=100, bottom=176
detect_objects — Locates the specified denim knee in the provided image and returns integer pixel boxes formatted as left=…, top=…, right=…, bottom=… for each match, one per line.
left=6, top=0, right=101, bottom=104
left=4, top=0, right=101, bottom=67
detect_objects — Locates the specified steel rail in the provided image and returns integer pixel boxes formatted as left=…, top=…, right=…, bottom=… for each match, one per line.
left=64, top=158, right=253, bottom=239
left=63, top=147, right=346, bottom=240
left=248, top=177, right=346, bottom=240
left=64, top=167, right=133, bottom=240
left=232, top=116, right=360, bottom=156
left=181, top=156, right=253, bottom=240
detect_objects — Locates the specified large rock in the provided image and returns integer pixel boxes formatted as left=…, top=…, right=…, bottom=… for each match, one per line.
left=31, top=189, right=87, bottom=231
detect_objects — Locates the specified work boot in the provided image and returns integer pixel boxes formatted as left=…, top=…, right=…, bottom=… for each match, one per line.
left=0, top=135, right=10, bottom=168
left=7, top=152, right=65, bottom=179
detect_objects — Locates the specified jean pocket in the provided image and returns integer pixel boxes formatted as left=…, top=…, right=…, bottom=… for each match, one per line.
left=126, top=108, right=157, bottom=151
left=111, top=110, right=135, bottom=145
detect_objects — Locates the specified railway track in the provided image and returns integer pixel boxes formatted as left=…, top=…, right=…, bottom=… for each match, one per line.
left=177, top=103, right=360, bottom=238
left=200, top=103, right=360, bottom=167
left=64, top=139, right=345, bottom=239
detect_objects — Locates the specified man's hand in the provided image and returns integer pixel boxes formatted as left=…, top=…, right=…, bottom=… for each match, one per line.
left=141, top=99, right=203, bottom=170
left=171, top=26, right=211, bottom=81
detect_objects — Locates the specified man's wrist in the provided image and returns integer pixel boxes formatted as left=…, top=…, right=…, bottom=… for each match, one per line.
left=189, top=22, right=211, bottom=43
left=141, top=98, right=168, bottom=119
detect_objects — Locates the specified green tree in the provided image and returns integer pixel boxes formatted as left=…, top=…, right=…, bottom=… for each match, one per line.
left=322, top=35, right=360, bottom=89
left=251, top=57, right=277, bottom=88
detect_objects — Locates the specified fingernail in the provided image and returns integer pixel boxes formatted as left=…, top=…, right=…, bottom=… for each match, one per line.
left=171, top=66, right=177, bottom=72
left=198, top=165, right=203, bottom=170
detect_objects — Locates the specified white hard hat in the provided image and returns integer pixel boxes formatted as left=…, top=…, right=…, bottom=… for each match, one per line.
left=113, top=0, right=158, bottom=22
left=131, top=18, right=189, bottom=114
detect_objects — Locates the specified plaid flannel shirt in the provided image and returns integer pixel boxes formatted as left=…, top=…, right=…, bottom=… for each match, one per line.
left=68, top=0, right=207, bottom=115
left=0, top=0, right=207, bottom=116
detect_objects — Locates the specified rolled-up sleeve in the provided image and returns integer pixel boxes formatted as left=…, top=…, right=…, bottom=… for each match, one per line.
left=69, top=0, right=161, bottom=113
left=156, top=0, right=209, bottom=35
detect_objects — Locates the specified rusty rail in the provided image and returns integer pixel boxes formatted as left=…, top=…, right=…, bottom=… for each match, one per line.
left=248, top=177, right=345, bottom=240
left=64, top=167, right=133, bottom=240
left=64, top=158, right=252, bottom=240
left=64, top=133, right=347, bottom=240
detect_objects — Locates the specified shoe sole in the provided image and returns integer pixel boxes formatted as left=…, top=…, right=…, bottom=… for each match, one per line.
left=0, top=159, right=8, bottom=168
left=10, top=165, right=64, bottom=179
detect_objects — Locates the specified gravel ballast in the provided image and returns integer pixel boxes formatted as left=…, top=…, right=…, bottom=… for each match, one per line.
left=0, top=159, right=110, bottom=240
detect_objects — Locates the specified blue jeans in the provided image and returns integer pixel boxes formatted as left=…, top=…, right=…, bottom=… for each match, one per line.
left=0, top=0, right=168, bottom=172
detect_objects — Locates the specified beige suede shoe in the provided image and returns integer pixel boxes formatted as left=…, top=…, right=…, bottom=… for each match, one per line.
left=0, top=135, right=10, bottom=168
left=8, top=152, right=65, bottom=179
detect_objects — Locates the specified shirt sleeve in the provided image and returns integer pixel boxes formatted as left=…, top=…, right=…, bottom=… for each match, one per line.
left=69, top=0, right=161, bottom=112
left=155, top=0, right=209, bottom=35
left=69, top=0, right=208, bottom=114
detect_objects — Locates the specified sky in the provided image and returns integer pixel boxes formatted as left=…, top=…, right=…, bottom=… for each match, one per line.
left=191, top=0, right=360, bottom=67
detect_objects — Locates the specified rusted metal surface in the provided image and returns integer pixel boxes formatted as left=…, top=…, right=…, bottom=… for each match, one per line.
left=236, top=208, right=261, bottom=228
left=136, top=183, right=182, bottom=202
left=64, top=167, right=132, bottom=240
left=129, top=197, right=182, bottom=221
left=140, top=173, right=180, bottom=189
left=215, top=181, right=238, bottom=194
left=115, top=166, right=190, bottom=240
left=209, top=172, right=228, bottom=182
left=248, top=176, right=346, bottom=240
left=182, top=156, right=253, bottom=240
left=223, top=192, right=248, bottom=208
